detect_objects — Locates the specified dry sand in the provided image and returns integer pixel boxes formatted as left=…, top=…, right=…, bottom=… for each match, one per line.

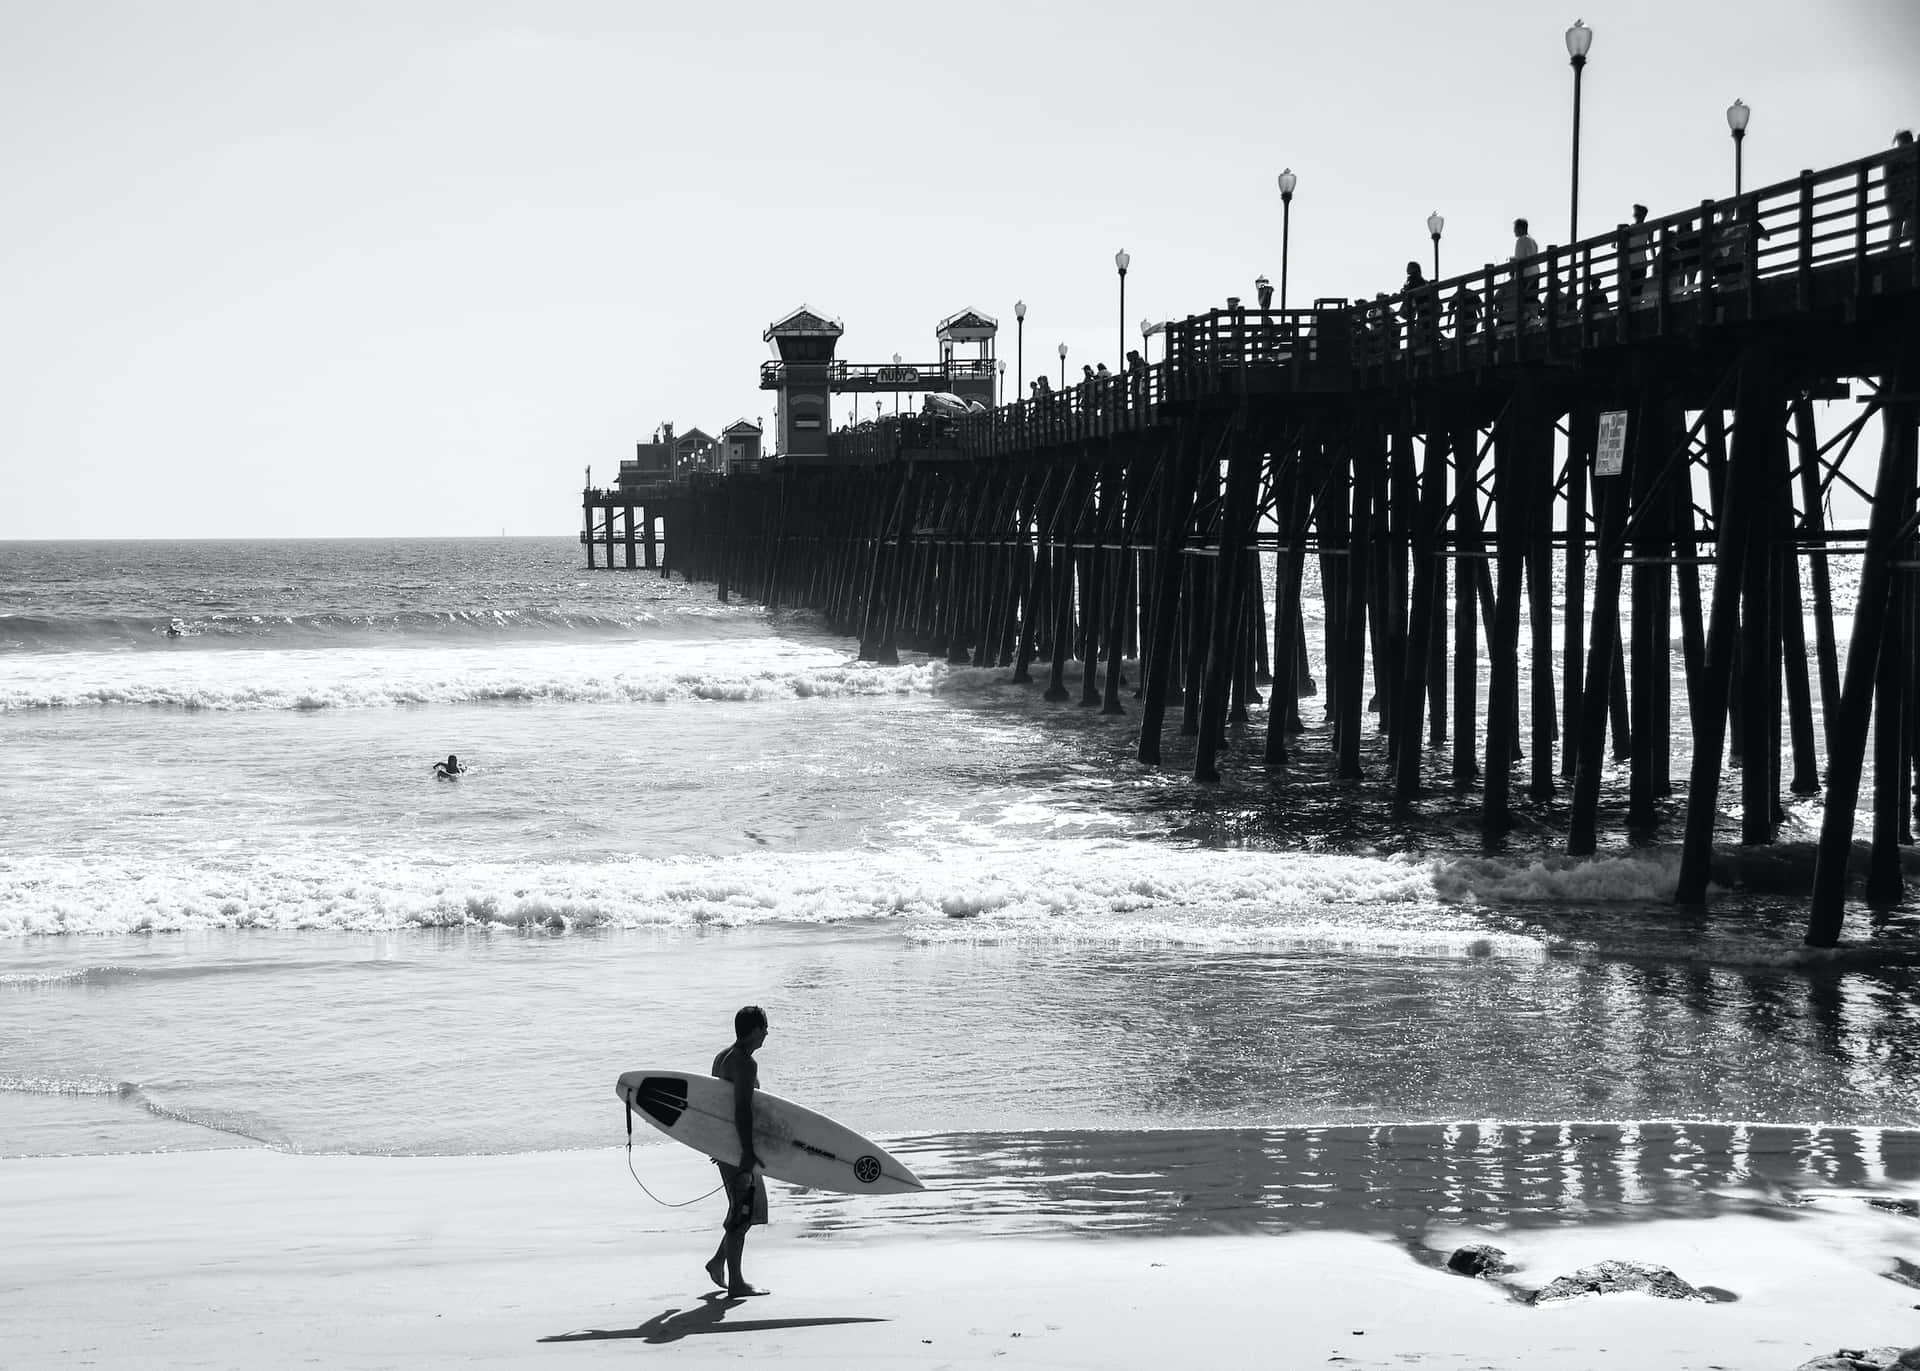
left=6, top=1143, right=1920, bottom=1369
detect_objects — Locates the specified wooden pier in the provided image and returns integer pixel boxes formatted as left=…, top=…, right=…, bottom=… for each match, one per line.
left=586, top=145, right=1920, bottom=946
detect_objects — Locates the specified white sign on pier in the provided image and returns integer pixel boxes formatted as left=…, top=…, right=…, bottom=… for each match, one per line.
left=1596, top=410, right=1630, bottom=477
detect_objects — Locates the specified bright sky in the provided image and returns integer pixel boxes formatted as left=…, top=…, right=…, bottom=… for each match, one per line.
left=2, top=0, right=1913, bottom=538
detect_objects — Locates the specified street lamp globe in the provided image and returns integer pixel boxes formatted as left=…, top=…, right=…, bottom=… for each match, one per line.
left=1014, top=299, right=1026, bottom=321
left=1058, top=342, right=1068, bottom=359
left=1727, top=99, right=1751, bottom=194
left=1115, top=249, right=1130, bottom=274
left=1427, top=211, right=1445, bottom=240
left=1566, top=20, right=1593, bottom=242
left=1565, top=18, right=1591, bottom=63
left=1277, top=168, right=1297, bottom=200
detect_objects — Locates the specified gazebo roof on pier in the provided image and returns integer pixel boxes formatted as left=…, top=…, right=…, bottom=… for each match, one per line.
left=764, top=305, right=844, bottom=342
left=936, top=307, right=998, bottom=342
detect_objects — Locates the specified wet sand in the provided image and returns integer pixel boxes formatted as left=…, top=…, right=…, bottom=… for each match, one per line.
left=7, top=1135, right=1919, bottom=1369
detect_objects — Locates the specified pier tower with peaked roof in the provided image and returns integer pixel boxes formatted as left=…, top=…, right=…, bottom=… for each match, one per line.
left=933, top=307, right=999, bottom=409
left=763, top=305, right=844, bottom=461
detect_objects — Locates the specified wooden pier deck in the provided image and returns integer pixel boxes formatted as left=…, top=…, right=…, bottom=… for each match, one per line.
left=584, top=144, right=1920, bottom=946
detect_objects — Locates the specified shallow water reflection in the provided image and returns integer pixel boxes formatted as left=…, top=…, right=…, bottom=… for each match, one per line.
left=781, top=1123, right=1920, bottom=1240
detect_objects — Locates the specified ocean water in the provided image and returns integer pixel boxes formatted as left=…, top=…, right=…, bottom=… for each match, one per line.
left=4, top=537, right=1918, bottom=1234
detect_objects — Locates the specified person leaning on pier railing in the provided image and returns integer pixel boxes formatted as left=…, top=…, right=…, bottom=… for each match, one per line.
left=1449, top=281, right=1483, bottom=337
left=1510, top=218, right=1542, bottom=324
left=1624, top=204, right=1653, bottom=301
left=1891, top=130, right=1917, bottom=247
left=1707, top=196, right=1770, bottom=289
left=1399, top=262, right=1439, bottom=348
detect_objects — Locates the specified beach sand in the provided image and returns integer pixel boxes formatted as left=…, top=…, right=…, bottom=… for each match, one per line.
left=7, top=1144, right=1920, bottom=1370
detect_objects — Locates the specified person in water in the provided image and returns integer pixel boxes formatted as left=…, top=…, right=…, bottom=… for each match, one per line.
left=431, top=754, right=466, bottom=778
left=704, top=1004, right=769, bottom=1297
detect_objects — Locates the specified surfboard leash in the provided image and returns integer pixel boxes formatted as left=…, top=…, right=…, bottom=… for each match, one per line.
left=625, top=1092, right=725, bottom=1207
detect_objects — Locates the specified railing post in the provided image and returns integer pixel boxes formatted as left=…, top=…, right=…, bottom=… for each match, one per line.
left=1697, top=199, right=1719, bottom=319
left=1797, top=169, right=1816, bottom=309
left=1854, top=164, right=1870, bottom=300
left=1543, top=244, right=1562, bottom=354
left=1613, top=224, right=1632, bottom=343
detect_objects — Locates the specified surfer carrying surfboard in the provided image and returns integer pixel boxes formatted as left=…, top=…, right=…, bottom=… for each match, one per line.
left=704, top=1005, right=769, bottom=1297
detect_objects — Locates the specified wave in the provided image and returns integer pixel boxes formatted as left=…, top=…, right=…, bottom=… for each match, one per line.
left=0, top=654, right=954, bottom=713
left=0, top=842, right=1479, bottom=941
left=0, top=960, right=338, bottom=989
left=0, top=605, right=713, bottom=653
left=5, top=840, right=1899, bottom=967
left=0, top=1074, right=279, bottom=1147
left=0, top=1072, right=128, bottom=1096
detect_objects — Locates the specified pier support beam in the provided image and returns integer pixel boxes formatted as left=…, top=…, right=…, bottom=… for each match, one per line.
left=1810, top=354, right=1919, bottom=943
left=1677, top=349, right=1779, bottom=901
left=1394, top=414, right=1448, bottom=799
left=1568, top=384, right=1640, bottom=856
left=1196, top=413, right=1261, bottom=783
left=1451, top=413, right=1485, bottom=789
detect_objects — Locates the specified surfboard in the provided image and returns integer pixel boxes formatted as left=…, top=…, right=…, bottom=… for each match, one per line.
left=616, top=1070, right=924, bottom=1196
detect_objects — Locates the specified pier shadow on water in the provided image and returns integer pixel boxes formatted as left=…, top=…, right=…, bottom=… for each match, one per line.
left=775, top=1122, right=1920, bottom=1242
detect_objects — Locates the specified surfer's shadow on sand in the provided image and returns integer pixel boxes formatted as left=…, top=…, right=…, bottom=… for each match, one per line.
left=539, top=1292, right=887, bottom=1345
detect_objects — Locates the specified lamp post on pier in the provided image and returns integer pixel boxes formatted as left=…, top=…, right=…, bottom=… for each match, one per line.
left=1114, top=249, right=1130, bottom=371
left=1727, top=98, right=1750, bottom=195
left=1014, top=300, right=1026, bottom=398
left=1427, top=210, right=1445, bottom=279
left=1276, top=168, right=1297, bottom=309
left=892, top=353, right=901, bottom=414
left=1140, top=317, right=1152, bottom=365
left=1058, top=341, right=1068, bottom=389
left=997, top=359, right=1006, bottom=406
left=1566, top=19, right=1592, bottom=243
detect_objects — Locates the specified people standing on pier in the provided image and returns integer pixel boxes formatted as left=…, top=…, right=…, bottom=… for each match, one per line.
left=1890, top=130, right=1917, bottom=247
left=1510, top=218, right=1541, bottom=324
left=1662, top=213, right=1703, bottom=293
left=1449, top=282, right=1484, bottom=338
left=1400, top=262, right=1439, bottom=347
left=1624, top=204, right=1653, bottom=301
left=1369, top=293, right=1399, bottom=353
left=1708, top=197, right=1769, bottom=288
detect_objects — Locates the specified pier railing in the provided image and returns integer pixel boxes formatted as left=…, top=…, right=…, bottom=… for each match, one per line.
left=760, top=357, right=1000, bottom=391
left=817, top=142, right=1915, bottom=465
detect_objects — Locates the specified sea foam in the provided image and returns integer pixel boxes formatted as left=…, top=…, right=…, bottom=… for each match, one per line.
left=0, top=642, right=956, bottom=713
left=0, top=840, right=1700, bottom=953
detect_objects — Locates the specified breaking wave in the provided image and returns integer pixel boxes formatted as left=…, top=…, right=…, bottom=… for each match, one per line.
left=0, top=650, right=958, bottom=713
